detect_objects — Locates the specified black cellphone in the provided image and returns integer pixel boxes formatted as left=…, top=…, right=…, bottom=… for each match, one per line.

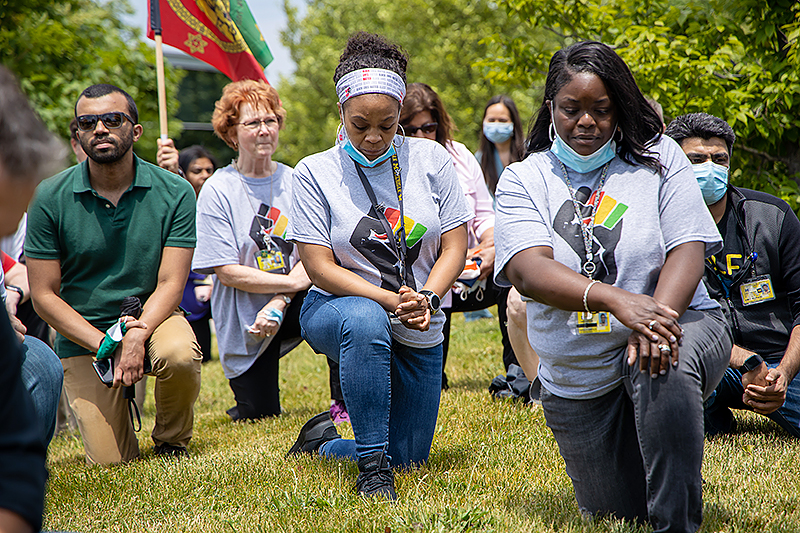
left=92, top=356, right=153, bottom=388
left=92, top=296, right=149, bottom=387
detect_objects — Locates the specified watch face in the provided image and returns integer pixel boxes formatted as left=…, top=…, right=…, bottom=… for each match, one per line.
left=421, top=290, right=440, bottom=312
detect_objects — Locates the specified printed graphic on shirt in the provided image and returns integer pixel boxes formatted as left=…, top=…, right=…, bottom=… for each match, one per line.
left=554, top=188, right=628, bottom=285
left=350, top=206, right=427, bottom=292
left=249, top=203, right=293, bottom=275
left=709, top=253, right=743, bottom=278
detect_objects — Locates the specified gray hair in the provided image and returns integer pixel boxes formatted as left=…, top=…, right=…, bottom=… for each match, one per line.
left=0, top=66, right=66, bottom=183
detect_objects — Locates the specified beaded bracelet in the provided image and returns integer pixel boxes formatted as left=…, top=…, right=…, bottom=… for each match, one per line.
left=583, top=279, right=600, bottom=314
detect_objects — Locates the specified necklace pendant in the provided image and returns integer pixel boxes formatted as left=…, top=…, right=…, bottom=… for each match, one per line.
left=583, top=261, right=596, bottom=276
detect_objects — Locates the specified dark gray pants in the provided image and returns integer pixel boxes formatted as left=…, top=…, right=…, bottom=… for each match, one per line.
left=541, top=308, right=731, bottom=532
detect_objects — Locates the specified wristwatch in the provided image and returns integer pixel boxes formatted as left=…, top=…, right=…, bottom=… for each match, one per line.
left=5, top=285, right=24, bottom=300
left=419, top=290, right=441, bottom=315
left=740, top=353, right=764, bottom=373
left=278, top=294, right=292, bottom=305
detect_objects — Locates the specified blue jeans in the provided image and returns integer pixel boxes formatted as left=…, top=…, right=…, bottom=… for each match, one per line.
left=704, top=361, right=800, bottom=438
left=20, top=335, right=63, bottom=446
left=299, top=291, right=442, bottom=468
left=541, top=308, right=731, bottom=533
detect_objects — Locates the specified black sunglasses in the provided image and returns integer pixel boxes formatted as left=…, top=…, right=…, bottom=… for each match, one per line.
left=76, top=112, right=134, bottom=132
left=404, top=122, right=438, bottom=136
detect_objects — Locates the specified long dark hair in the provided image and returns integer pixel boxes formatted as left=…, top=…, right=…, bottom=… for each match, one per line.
left=178, top=145, right=217, bottom=175
left=526, top=41, right=662, bottom=172
left=478, top=95, right=524, bottom=194
left=399, top=83, right=454, bottom=147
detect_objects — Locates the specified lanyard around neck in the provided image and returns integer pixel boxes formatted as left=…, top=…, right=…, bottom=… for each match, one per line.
left=234, top=159, right=277, bottom=250
left=558, top=160, right=610, bottom=279
left=354, top=154, right=412, bottom=287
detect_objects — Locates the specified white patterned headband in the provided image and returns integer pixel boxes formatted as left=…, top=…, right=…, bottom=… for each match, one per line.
left=335, top=68, right=406, bottom=104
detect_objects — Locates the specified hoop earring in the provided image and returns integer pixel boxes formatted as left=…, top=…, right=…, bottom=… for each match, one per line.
left=549, top=123, right=556, bottom=142
left=615, top=128, right=624, bottom=142
left=393, top=124, right=406, bottom=148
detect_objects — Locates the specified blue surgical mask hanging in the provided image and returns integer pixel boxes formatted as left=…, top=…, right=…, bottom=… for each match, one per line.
left=338, top=113, right=398, bottom=168
left=483, top=122, right=514, bottom=144
left=692, top=161, right=729, bottom=205
left=550, top=127, right=617, bottom=174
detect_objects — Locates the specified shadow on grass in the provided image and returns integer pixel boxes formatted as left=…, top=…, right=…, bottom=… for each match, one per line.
left=701, top=502, right=735, bottom=531
left=508, top=487, right=659, bottom=532
left=447, top=374, right=496, bottom=393
left=426, top=445, right=477, bottom=470
left=734, top=412, right=796, bottom=440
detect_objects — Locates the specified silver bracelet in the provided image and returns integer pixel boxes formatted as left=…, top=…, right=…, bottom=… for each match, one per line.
left=583, top=279, right=600, bottom=314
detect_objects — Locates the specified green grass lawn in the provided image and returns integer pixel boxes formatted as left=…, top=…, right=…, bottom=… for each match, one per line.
left=44, top=313, right=800, bottom=532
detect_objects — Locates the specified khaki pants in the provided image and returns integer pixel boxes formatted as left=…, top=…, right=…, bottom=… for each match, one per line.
left=62, top=313, right=202, bottom=464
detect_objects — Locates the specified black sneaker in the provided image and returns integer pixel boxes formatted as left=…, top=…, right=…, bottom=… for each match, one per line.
left=355, top=451, right=397, bottom=500
left=154, top=443, right=188, bottom=458
left=286, top=412, right=341, bottom=457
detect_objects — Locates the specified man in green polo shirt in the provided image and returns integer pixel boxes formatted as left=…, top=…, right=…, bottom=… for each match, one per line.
left=25, top=84, right=202, bottom=464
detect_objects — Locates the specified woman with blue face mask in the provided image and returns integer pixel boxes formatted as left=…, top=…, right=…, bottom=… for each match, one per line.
left=477, top=95, right=525, bottom=197
left=493, top=41, right=732, bottom=531
left=286, top=32, right=472, bottom=500
left=478, top=95, right=543, bottom=401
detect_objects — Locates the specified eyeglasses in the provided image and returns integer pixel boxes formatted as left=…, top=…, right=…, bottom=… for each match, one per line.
left=75, top=112, right=134, bottom=131
left=238, top=118, right=279, bottom=131
left=403, top=122, right=438, bottom=136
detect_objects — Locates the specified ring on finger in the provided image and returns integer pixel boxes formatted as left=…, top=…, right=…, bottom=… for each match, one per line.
left=648, top=320, right=658, bottom=330
left=657, top=343, right=671, bottom=353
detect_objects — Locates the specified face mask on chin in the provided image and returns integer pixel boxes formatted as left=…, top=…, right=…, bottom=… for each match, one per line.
left=550, top=128, right=617, bottom=173
left=692, top=160, right=729, bottom=205
left=338, top=111, right=398, bottom=168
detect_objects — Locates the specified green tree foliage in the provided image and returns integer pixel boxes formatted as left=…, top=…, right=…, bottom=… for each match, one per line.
left=275, top=0, right=543, bottom=167
left=0, top=0, right=183, bottom=165
left=485, top=0, right=800, bottom=208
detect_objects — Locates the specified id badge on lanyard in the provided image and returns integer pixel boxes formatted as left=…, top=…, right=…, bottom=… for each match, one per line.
left=740, top=274, right=775, bottom=306
left=576, top=311, right=612, bottom=334
left=255, top=235, right=287, bottom=273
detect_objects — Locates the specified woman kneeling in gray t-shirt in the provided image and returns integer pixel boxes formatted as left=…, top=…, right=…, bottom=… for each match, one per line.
left=285, top=32, right=472, bottom=500
left=193, top=80, right=311, bottom=421
left=494, top=41, right=732, bottom=532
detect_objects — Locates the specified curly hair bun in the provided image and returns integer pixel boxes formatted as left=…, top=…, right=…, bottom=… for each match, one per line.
left=333, top=32, right=409, bottom=84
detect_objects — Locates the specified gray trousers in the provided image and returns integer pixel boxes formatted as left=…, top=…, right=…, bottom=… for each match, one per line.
left=541, top=308, right=731, bottom=533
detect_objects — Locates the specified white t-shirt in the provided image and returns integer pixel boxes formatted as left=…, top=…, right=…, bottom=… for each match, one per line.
left=193, top=163, right=297, bottom=379
left=289, top=138, right=474, bottom=348
left=494, top=135, right=722, bottom=399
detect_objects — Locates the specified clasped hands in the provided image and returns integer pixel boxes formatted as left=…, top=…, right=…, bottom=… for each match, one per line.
left=741, top=359, right=787, bottom=415
left=248, top=297, right=288, bottom=338
left=613, top=293, right=684, bottom=378
left=394, top=286, right=431, bottom=331
left=111, top=316, right=148, bottom=388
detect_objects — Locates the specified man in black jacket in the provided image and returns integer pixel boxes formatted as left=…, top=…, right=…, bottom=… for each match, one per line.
left=666, top=113, right=800, bottom=437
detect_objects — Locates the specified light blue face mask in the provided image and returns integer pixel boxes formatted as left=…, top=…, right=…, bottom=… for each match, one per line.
left=692, top=160, right=729, bottom=205
left=550, top=127, right=617, bottom=174
left=483, top=122, right=514, bottom=144
left=338, top=112, right=399, bottom=167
